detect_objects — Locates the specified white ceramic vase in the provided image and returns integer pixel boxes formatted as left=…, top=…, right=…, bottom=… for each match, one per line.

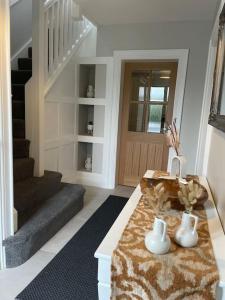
left=87, top=85, right=94, bottom=98
left=145, top=217, right=171, bottom=255
left=175, top=211, right=198, bottom=248
left=85, top=157, right=92, bottom=171
left=170, top=155, right=187, bottom=178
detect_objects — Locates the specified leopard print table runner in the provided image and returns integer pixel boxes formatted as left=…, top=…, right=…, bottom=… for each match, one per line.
left=111, top=197, right=219, bottom=299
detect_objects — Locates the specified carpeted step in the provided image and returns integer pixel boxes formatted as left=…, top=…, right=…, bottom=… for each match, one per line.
left=12, top=84, right=25, bottom=101
left=13, top=139, right=30, bottom=158
left=12, top=101, right=25, bottom=119
left=4, top=183, right=85, bottom=268
left=13, top=119, right=25, bottom=138
left=14, top=171, right=63, bottom=227
left=13, top=158, right=34, bottom=183
left=28, top=47, right=32, bottom=59
left=11, top=70, right=32, bottom=85
left=18, top=58, right=32, bottom=71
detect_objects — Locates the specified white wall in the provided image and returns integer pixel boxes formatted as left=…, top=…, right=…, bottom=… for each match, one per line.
left=10, top=0, right=32, bottom=64
left=207, top=126, right=225, bottom=231
left=44, top=28, right=97, bottom=179
left=97, top=20, right=212, bottom=173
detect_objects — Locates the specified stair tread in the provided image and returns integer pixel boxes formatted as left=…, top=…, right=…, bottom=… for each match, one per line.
left=13, top=158, right=34, bottom=183
left=12, top=84, right=25, bottom=101
left=12, top=101, right=25, bottom=120
left=11, top=70, right=32, bottom=84
left=18, top=58, right=32, bottom=71
left=13, top=118, right=25, bottom=122
left=13, top=139, right=30, bottom=158
left=14, top=171, right=62, bottom=213
left=13, top=138, right=30, bottom=142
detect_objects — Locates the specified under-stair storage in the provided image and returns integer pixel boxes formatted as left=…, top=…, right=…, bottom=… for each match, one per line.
left=79, top=64, right=107, bottom=99
left=76, top=57, right=113, bottom=187
left=78, top=142, right=103, bottom=174
left=78, top=105, right=105, bottom=137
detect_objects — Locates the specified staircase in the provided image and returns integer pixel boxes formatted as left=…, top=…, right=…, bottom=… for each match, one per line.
left=2, top=0, right=92, bottom=268
left=12, top=47, right=62, bottom=229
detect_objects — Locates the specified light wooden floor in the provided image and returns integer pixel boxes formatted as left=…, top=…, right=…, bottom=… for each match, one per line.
left=0, top=185, right=134, bottom=300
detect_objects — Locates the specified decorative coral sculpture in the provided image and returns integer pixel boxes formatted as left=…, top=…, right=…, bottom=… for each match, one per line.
left=143, top=182, right=170, bottom=216
left=178, top=180, right=202, bottom=212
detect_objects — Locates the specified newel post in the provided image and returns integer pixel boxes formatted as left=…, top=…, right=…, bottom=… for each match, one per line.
left=29, top=0, right=46, bottom=176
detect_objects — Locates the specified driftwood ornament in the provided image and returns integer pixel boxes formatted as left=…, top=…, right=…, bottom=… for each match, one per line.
left=178, top=180, right=202, bottom=212
left=141, top=177, right=208, bottom=211
left=143, top=182, right=170, bottom=216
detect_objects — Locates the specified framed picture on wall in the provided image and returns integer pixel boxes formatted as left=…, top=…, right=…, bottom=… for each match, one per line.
left=209, top=3, right=225, bottom=133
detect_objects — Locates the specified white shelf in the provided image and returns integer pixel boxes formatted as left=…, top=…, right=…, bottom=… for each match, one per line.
left=75, top=57, right=113, bottom=188
left=78, top=98, right=106, bottom=106
left=78, top=135, right=104, bottom=144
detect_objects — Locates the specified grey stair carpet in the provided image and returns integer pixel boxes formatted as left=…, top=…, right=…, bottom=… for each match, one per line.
left=11, top=70, right=32, bottom=84
left=10, top=47, right=86, bottom=272
left=13, top=139, right=30, bottom=158
left=13, top=119, right=25, bottom=138
left=4, top=183, right=85, bottom=268
left=12, top=84, right=25, bottom=100
left=14, top=171, right=62, bottom=227
left=16, top=195, right=128, bottom=300
left=18, top=58, right=32, bottom=70
left=12, top=101, right=25, bottom=119
left=13, top=158, right=35, bottom=183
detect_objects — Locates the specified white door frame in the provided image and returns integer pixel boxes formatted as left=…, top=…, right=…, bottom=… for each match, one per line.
left=108, top=49, right=189, bottom=188
left=0, top=0, right=15, bottom=269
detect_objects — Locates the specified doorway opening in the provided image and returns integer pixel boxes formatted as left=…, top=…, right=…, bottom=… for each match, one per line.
left=117, top=61, right=178, bottom=187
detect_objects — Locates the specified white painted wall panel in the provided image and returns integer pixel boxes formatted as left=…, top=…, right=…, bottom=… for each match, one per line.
left=45, top=148, right=59, bottom=172
left=45, top=103, right=59, bottom=141
left=61, top=103, right=75, bottom=136
left=59, top=143, right=75, bottom=173
left=44, top=28, right=97, bottom=180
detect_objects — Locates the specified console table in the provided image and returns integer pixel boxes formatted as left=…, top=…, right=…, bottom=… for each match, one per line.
left=94, top=170, right=225, bottom=300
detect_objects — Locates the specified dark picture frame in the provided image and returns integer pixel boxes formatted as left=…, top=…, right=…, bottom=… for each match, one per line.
left=209, top=4, right=225, bottom=133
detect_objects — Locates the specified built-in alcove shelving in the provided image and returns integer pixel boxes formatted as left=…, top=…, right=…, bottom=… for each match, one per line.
left=77, top=142, right=103, bottom=174
left=79, top=64, right=106, bottom=99
left=76, top=57, right=113, bottom=188
left=78, top=104, right=105, bottom=137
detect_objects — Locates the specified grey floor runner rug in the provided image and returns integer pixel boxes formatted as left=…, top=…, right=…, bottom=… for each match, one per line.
left=16, top=195, right=128, bottom=300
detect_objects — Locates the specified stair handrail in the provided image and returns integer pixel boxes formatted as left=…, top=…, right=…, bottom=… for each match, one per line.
left=26, top=0, right=93, bottom=176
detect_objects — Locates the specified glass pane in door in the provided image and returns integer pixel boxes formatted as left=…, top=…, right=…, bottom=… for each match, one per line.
left=131, top=72, right=150, bottom=101
left=128, top=103, right=145, bottom=132
left=147, top=104, right=167, bottom=133
left=150, top=70, right=171, bottom=102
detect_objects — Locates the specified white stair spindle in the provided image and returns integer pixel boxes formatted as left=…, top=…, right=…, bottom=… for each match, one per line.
left=54, top=1, right=60, bottom=70
left=63, top=0, right=68, bottom=54
left=59, top=0, right=65, bottom=62
left=44, top=9, right=49, bottom=79
left=49, top=5, right=54, bottom=75
left=68, top=0, right=73, bottom=50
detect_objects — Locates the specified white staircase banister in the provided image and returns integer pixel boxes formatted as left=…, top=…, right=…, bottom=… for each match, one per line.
left=25, top=0, right=93, bottom=176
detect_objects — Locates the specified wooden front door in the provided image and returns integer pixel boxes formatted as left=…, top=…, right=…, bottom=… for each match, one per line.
left=118, top=62, right=178, bottom=186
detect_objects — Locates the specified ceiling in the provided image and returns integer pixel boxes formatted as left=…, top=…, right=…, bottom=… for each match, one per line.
left=76, top=0, right=220, bottom=25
